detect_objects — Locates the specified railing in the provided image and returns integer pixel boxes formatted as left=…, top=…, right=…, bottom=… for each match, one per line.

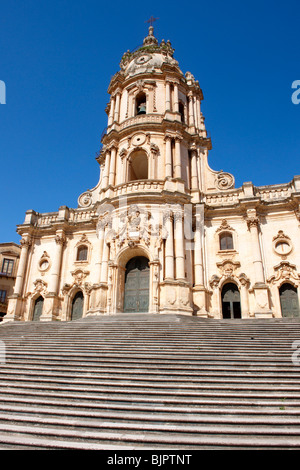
left=112, top=180, right=165, bottom=197
left=119, top=114, right=163, bottom=131
left=36, top=210, right=97, bottom=227
left=255, top=186, right=291, bottom=201
left=37, top=213, right=59, bottom=226
left=205, top=192, right=240, bottom=206
left=69, top=209, right=97, bottom=223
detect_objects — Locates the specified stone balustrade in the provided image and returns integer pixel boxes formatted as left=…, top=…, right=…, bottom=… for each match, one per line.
left=118, top=114, right=163, bottom=131
left=256, top=186, right=291, bottom=201
left=205, top=192, right=240, bottom=206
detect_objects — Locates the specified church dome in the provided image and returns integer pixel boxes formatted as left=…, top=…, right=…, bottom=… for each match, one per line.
left=119, top=26, right=180, bottom=78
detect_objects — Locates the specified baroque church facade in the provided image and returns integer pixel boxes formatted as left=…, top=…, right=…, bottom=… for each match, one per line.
left=6, top=26, right=300, bottom=322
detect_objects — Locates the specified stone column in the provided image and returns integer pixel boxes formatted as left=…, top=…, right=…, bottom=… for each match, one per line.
left=109, top=146, right=117, bottom=186
left=96, top=218, right=106, bottom=284
left=102, top=150, right=110, bottom=189
left=239, top=275, right=251, bottom=318
left=174, top=210, right=185, bottom=280
left=174, top=137, right=182, bottom=179
left=246, top=213, right=265, bottom=284
left=193, top=97, right=199, bottom=129
left=188, top=93, right=195, bottom=127
left=196, top=96, right=201, bottom=129
left=164, top=211, right=174, bottom=280
left=48, top=230, right=65, bottom=295
left=190, top=149, right=198, bottom=190
left=13, top=234, right=31, bottom=297
left=173, top=83, right=179, bottom=113
left=164, top=136, right=172, bottom=178
left=100, top=225, right=110, bottom=284
left=194, top=213, right=204, bottom=287
left=149, top=260, right=160, bottom=313
left=246, top=210, right=272, bottom=317
left=165, top=82, right=171, bottom=111
left=108, top=96, right=115, bottom=126
left=114, top=92, right=121, bottom=123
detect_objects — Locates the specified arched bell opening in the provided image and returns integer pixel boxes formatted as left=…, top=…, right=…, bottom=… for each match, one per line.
left=128, top=150, right=148, bottom=181
left=136, top=92, right=147, bottom=115
left=221, top=282, right=241, bottom=319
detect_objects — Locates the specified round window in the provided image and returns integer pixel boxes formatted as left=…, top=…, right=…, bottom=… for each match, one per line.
left=274, top=241, right=292, bottom=255
left=39, top=259, right=49, bottom=271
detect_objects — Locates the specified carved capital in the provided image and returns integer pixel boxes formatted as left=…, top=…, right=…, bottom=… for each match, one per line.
left=239, top=273, right=251, bottom=288
left=246, top=216, right=259, bottom=230
left=209, top=275, right=221, bottom=289
left=119, top=148, right=128, bottom=159
left=20, top=237, right=32, bottom=248
left=55, top=233, right=66, bottom=246
left=150, top=143, right=160, bottom=155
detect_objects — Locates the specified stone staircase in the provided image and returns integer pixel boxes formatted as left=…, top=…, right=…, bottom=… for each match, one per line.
left=0, top=314, right=300, bottom=449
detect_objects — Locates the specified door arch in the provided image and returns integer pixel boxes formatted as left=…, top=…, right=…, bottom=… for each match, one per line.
left=221, top=283, right=241, bottom=319
left=123, top=256, right=150, bottom=313
left=71, top=291, right=84, bottom=320
left=279, top=283, right=300, bottom=318
left=32, top=296, right=44, bottom=322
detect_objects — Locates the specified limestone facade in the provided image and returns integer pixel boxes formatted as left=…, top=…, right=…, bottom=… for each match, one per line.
left=5, top=27, right=300, bottom=322
left=0, top=243, right=20, bottom=320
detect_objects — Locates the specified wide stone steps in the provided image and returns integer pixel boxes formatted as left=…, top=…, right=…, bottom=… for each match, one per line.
left=1, top=314, right=300, bottom=449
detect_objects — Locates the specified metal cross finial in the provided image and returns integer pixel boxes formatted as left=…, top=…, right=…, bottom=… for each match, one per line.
left=146, top=16, right=159, bottom=27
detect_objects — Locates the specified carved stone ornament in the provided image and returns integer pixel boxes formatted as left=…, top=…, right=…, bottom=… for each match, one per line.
left=20, top=237, right=32, bottom=248
left=209, top=275, right=221, bottom=289
left=96, top=213, right=112, bottom=238
left=150, top=143, right=160, bottom=155
left=71, top=268, right=90, bottom=286
left=55, top=233, right=66, bottom=246
left=119, top=148, right=128, bottom=159
left=216, top=219, right=234, bottom=233
left=33, top=279, right=48, bottom=294
left=217, top=259, right=241, bottom=277
left=78, top=192, right=93, bottom=208
left=215, top=172, right=235, bottom=191
left=238, top=273, right=251, bottom=288
left=246, top=216, right=259, bottom=230
left=76, top=233, right=91, bottom=247
left=267, top=261, right=300, bottom=286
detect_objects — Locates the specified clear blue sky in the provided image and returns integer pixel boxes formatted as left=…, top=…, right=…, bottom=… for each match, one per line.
left=0, top=0, right=299, bottom=243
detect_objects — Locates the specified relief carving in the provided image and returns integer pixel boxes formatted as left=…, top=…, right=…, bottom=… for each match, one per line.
left=215, top=172, right=235, bottom=190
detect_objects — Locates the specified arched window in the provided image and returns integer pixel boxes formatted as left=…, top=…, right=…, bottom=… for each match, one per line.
left=136, top=92, right=147, bottom=115
left=179, top=102, right=185, bottom=123
left=77, top=245, right=88, bottom=261
left=128, top=150, right=148, bottom=181
left=220, top=232, right=234, bottom=251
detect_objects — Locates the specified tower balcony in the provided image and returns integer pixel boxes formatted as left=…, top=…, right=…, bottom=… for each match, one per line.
left=107, top=114, right=164, bottom=133
left=100, top=179, right=165, bottom=201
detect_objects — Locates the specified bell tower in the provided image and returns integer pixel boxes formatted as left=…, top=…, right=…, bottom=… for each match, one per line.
left=77, top=24, right=212, bottom=316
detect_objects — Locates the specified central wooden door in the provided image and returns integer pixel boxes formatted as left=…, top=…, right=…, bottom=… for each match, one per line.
left=221, top=283, right=241, bottom=319
left=71, top=291, right=84, bottom=320
left=32, top=296, right=44, bottom=322
left=124, top=256, right=150, bottom=313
